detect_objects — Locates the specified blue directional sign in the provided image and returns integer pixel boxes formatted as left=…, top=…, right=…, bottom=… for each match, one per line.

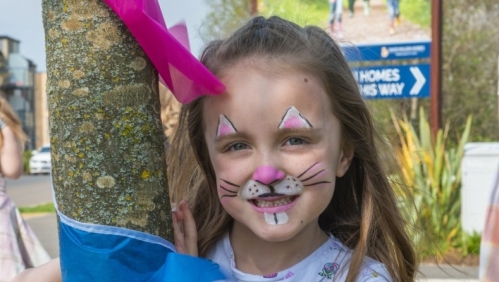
left=343, top=40, right=431, bottom=62
left=352, top=64, right=430, bottom=99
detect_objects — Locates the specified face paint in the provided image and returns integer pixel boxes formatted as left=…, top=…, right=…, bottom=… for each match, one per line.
left=204, top=66, right=347, bottom=243
left=278, top=106, right=313, bottom=129
left=264, top=212, right=289, bottom=225
left=218, top=179, right=238, bottom=204
left=228, top=163, right=331, bottom=225
left=216, top=114, right=237, bottom=137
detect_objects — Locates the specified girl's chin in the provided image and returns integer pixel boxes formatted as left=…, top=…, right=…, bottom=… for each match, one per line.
left=247, top=223, right=305, bottom=242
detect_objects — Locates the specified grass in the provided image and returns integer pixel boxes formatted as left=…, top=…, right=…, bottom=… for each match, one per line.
left=260, top=0, right=329, bottom=27
left=399, top=0, right=431, bottom=28
left=19, top=202, right=56, bottom=214
left=260, top=0, right=431, bottom=29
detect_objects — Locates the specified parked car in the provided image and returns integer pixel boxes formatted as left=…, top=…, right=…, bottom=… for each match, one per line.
left=29, top=145, right=51, bottom=174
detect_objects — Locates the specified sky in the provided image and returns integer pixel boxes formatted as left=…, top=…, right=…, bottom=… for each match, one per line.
left=0, top=0, right=211, bottom=72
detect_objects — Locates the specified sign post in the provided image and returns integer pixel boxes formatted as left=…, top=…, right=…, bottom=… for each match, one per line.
left=431, top=0, right=443, bottom=137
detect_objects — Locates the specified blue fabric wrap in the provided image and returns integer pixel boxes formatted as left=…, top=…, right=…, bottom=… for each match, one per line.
left=58, top=211, right=225, bottom=281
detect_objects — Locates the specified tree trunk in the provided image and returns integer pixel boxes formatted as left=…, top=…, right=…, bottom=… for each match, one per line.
left=42, top=0, right=173, bottom=240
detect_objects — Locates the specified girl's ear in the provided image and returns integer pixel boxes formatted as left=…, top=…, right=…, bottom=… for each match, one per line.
left=336, top=142, right=354, bottom=177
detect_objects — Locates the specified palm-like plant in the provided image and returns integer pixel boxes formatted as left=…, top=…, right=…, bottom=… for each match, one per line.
left=390, top=108, right=472, bottom=258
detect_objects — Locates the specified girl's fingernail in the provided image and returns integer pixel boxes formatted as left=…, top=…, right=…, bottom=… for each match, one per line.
left=179, top=200, right=187, bottom=209
left=171, top=202, right=177, bottom=212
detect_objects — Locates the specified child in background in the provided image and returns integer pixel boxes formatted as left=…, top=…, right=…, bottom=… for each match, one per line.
left=13, top=16, right=417, bottom=282
left=0, top=95, right=51, bottom=282
left=387, top=0, right=401, bottom=35
left=348, top=0, right=370, bottom=17
left=328, top=0, right=344, bottom=38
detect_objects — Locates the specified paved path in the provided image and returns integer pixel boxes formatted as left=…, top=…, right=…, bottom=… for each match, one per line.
left=25, top=213, right=59, bottom=259
left=336, top=0, right=430, bottom=44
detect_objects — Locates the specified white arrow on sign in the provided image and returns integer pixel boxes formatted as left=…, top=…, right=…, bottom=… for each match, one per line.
left=409, top=67, right=426, bottom=95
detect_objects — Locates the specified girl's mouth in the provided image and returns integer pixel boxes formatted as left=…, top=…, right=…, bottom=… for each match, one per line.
left=250, top=196, right=298, bottom=213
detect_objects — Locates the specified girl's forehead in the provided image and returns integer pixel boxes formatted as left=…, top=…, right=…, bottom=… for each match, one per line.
left=202, top=64, right=333, bottom=131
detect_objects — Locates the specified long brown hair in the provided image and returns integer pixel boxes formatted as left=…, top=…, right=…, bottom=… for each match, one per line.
left=168, top=16, right=416, bottom=281
left=0, top=94, right=26, bottom=148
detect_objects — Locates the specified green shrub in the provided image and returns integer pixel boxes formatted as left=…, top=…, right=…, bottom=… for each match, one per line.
left=457, top=231, right=481, bottom=256
left=390, top=108, right=472, bottom=259
left=399, top=0, right=431, bottom=28
left=22, top=151, right=33, bottom=173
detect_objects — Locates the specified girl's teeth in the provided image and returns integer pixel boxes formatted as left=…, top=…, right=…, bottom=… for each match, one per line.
left=255, top=197, right=293, bottom=207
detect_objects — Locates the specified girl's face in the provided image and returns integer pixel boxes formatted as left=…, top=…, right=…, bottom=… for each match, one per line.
left=203, top=62, right=353, bottom=242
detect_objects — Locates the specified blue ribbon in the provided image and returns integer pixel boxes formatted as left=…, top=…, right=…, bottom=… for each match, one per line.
left=58, top=211, right=225, bottom=281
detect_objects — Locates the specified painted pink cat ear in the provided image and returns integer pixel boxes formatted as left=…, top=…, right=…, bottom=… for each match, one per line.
left=103, top=0, right=225, bottom=104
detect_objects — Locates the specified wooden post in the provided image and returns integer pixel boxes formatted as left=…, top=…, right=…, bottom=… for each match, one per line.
left=430, top=0, right=443, bottom=137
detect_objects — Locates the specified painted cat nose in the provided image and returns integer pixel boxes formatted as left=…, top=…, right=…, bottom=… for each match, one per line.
left=253, top=166, right=286, bottom=185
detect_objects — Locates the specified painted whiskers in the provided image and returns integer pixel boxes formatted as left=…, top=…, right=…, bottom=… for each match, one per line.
left=218, top=162, right=332, bottom=225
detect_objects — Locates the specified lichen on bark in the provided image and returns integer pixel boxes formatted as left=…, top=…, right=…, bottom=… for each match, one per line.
left=42, top=0, right=173, bottom=240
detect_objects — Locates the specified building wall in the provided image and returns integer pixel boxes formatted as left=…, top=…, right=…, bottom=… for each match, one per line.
left=34, top=72, right=49, bottom=149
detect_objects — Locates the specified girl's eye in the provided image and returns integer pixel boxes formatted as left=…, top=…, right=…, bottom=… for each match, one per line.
left=284, top=137, right=306, bottom=146
left=228, top=143, right=248, bottom=151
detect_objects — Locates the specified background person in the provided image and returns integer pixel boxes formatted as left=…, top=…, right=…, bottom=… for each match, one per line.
left=328, top=0, right=344, bottom=37
left=348, top=0, right=370, bottom=17
left=387, top=0, right=401, bottom=34
left=0, top=95, right=51, bottom=282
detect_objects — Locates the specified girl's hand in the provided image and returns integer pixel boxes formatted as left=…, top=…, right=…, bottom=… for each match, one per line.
left=172, top=200, right=198, bottom=256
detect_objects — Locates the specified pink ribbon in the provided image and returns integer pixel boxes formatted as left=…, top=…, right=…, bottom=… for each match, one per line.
left=104, top=0, right=225, bottom=104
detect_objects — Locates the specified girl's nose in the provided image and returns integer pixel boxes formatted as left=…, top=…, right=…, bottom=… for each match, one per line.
left=252, top=165, right=286, bottom=185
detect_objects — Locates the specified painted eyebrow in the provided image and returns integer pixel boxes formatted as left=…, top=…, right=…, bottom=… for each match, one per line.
left=213, top=127, right=322, bottom=147
left=214, top=131, right=250, bottom=144
left=275, top=127, right=321, bottom=135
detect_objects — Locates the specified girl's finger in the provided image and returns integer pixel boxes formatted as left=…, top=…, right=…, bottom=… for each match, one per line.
left=179, top=200, right=198, bottom=256
left=172, top=212, right=185, bottom=253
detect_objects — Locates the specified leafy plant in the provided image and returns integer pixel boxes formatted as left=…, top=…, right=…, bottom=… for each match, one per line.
left=22, top=150, right=33, bottom=173
left=390, top=108, right=472, bottom=258
left=457, top=231, right=481, bottom=256
left=399, top=0, right=431, bottom=28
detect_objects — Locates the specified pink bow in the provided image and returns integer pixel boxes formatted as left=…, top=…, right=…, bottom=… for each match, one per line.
left=104, top=0, right=225, bottom=104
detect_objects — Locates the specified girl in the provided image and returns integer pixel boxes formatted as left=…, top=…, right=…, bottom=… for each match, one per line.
left=0, top=95, right=51, bottom=281
left=14, top=16, right=417, bottom=281
left=170, top=16, right=416, bottom=281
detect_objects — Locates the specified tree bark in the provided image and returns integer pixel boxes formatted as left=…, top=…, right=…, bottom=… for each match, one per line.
left=42, top=0, right=173, bottom=240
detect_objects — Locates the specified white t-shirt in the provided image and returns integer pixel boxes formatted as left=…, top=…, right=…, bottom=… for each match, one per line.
left=206, top=233, right=392, bottom=282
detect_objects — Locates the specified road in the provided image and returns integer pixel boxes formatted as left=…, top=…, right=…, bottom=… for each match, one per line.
left=6, top=174, right=53, bottom=207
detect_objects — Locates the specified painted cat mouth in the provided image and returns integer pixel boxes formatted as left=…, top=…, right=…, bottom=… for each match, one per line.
left=252, top=196, right=298, bottom=208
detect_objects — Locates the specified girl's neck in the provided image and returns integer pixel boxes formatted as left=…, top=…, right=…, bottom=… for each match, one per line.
left=229, top=221, right=328, bottom=275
